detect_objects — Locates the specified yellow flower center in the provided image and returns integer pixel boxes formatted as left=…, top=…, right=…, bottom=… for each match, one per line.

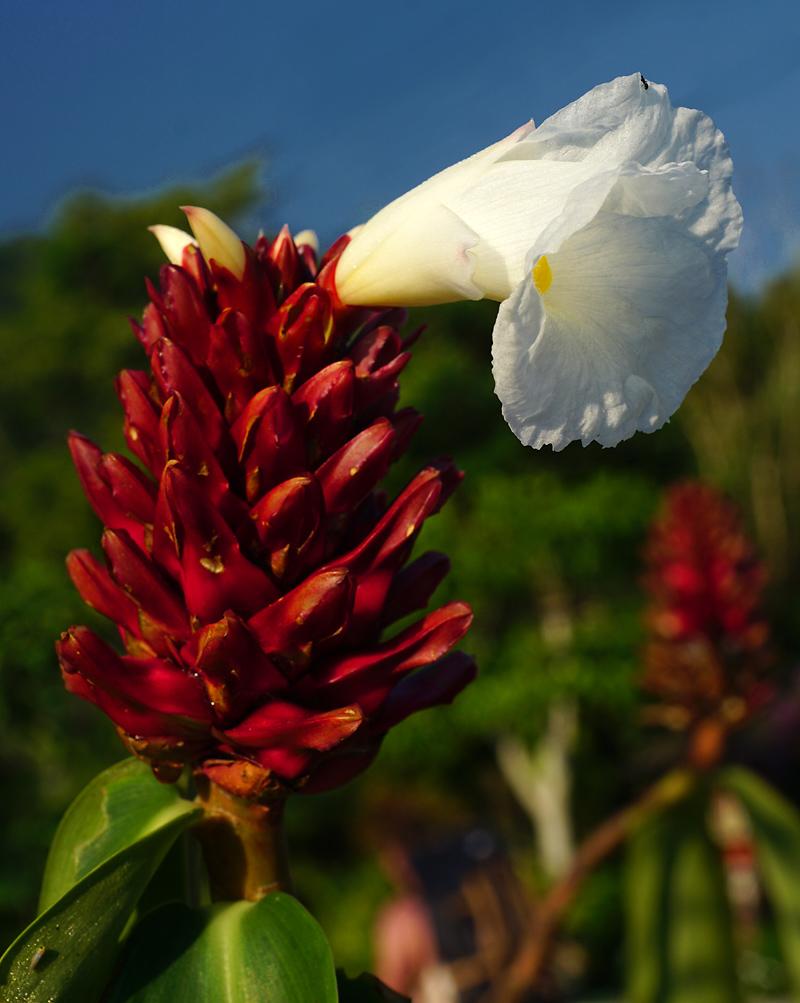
left=532, top=255, right=553, bottom=295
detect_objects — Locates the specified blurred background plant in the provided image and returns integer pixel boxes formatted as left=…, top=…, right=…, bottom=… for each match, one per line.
left=2, top=166, right=800, bottom=1000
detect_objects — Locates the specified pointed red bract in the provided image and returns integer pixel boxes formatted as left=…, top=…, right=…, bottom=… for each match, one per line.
left=373, top=651, right=478, bottom=730
left=57, top=626, right=212, bottom=738
left=223, top=701, right=362, bottom=751
left=381, top=551, right=451, bottom=627
left=66, top=549, right=142, bottom=640
left=116, top=369, right=163, bottom=473
left=250, top=474, right=324, bottom=580
left=191, top=612, right=287, bottom=720
left=315, top=602, right=473, bottom=710
left=160, top=464, right=278, bottom=621
left=270, top=284, right=333, bottom=392
left=68, top=434, right=155, bottom=552
left=249, top=568, right=354, bottom=673
left=293, top=359, right=356, bottom=458
left=60, top=226, right=475, bottom=797
left=207, top=309, right=273, bottom=422
left=316, top=418, right=396, bottom=515
left=234, top=386, right=306, bottom=501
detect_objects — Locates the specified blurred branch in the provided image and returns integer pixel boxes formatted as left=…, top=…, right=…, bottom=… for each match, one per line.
left=496, top=703, right=576, bottom=880
left=495, top=768, right=696, bottom=1003
left=495, top=579, right=577, bottom=880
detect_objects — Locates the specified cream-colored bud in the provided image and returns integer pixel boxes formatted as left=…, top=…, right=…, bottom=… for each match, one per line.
left=294, top=229, right=319, bottom=252
left=147, top=225, right=197, bottom=266
left=181, top=206, right=246, bottom=279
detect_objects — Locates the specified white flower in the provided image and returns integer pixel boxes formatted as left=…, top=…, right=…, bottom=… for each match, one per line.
left=335, top=73, right=742, bottom=449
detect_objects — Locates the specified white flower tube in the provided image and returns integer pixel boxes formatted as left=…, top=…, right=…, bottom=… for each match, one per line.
left=335, top=73, right=742, bottom=449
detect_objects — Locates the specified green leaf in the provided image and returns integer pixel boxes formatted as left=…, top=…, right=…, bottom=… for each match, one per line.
left=106, top=893, right=337, bottom=1003
left=719, top=766, right=800, bottom=993
left=667, top=811, right=740, bottom=1003
left=337, top=970, right=409, bottom=1002
left=626, top=809, right=673, bottom=1003
left=0, top=807, right=200, bottom=1003
left=40, top=757, right=195, bottom=911
left=625, top=792, right=741, bottom=1003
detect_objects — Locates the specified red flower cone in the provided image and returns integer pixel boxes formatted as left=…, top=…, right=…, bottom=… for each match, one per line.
left=58, top=211, right=475, bottom=800
left=642, top=481, right=772, bottom=730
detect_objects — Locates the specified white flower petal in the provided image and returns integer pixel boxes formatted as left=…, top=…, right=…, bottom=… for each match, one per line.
left=659, top=104, right=742, bottom=254
left=531, top=160, right=710, bottom=262
left=524, top=73, right=673, bottom=165
left=522, top=72, right=742, bottom=254
left=602, top=162, right=709, bottom=219
left=334, top=203, right=483, bottom=306
left=451, top=157, right=710, bottom=301
left=492, top=210, right=728, bottom=450
left=447, top=159, right=593, bottom=300
left=335, top=121, right=534, bottom=306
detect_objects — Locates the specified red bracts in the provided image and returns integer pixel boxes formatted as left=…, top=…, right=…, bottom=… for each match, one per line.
left=58, top=221, right=475, bottom=797
left=642, top=482, right=771, bottom=723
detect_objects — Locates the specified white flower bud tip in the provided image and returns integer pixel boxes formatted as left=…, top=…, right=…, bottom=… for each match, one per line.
left=181, top=206, right=246, bottom=279
left=293, top=229, right=319, bottom=253
left=147, top=224, right=197, bottom=266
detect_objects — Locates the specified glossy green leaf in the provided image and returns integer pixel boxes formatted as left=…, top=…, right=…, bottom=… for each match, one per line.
left=719, top=766, right=800, bottom=993
left=40, top=757, right=194, bottom=911
left=625, top=793, right=741, bottom=1003
left=106, top=893, right=337, bottom=1003
left=134, top=833, right=209, bottom=919
left=337, top=970, right=409, bottom=1002
left=0, top=808, right=200, bottom=1003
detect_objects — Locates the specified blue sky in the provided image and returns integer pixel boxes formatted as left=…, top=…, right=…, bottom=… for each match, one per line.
left=3, top=0, right=799, bottom=290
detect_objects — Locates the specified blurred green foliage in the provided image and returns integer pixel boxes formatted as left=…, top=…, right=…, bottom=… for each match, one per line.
left=0, top=164, right=261, bottom=949
left=1, top=167, right=798, bottom=995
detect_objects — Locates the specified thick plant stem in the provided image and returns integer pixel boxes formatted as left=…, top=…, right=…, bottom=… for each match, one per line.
left=194, top=776, right=291, bottom=901
left=496, top=768, right=696, bottom=1003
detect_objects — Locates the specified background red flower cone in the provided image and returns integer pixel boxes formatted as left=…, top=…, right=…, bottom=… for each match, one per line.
left=57, top=210, right=475, bottom=798
left=642, top=481, right=772, bottom=731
